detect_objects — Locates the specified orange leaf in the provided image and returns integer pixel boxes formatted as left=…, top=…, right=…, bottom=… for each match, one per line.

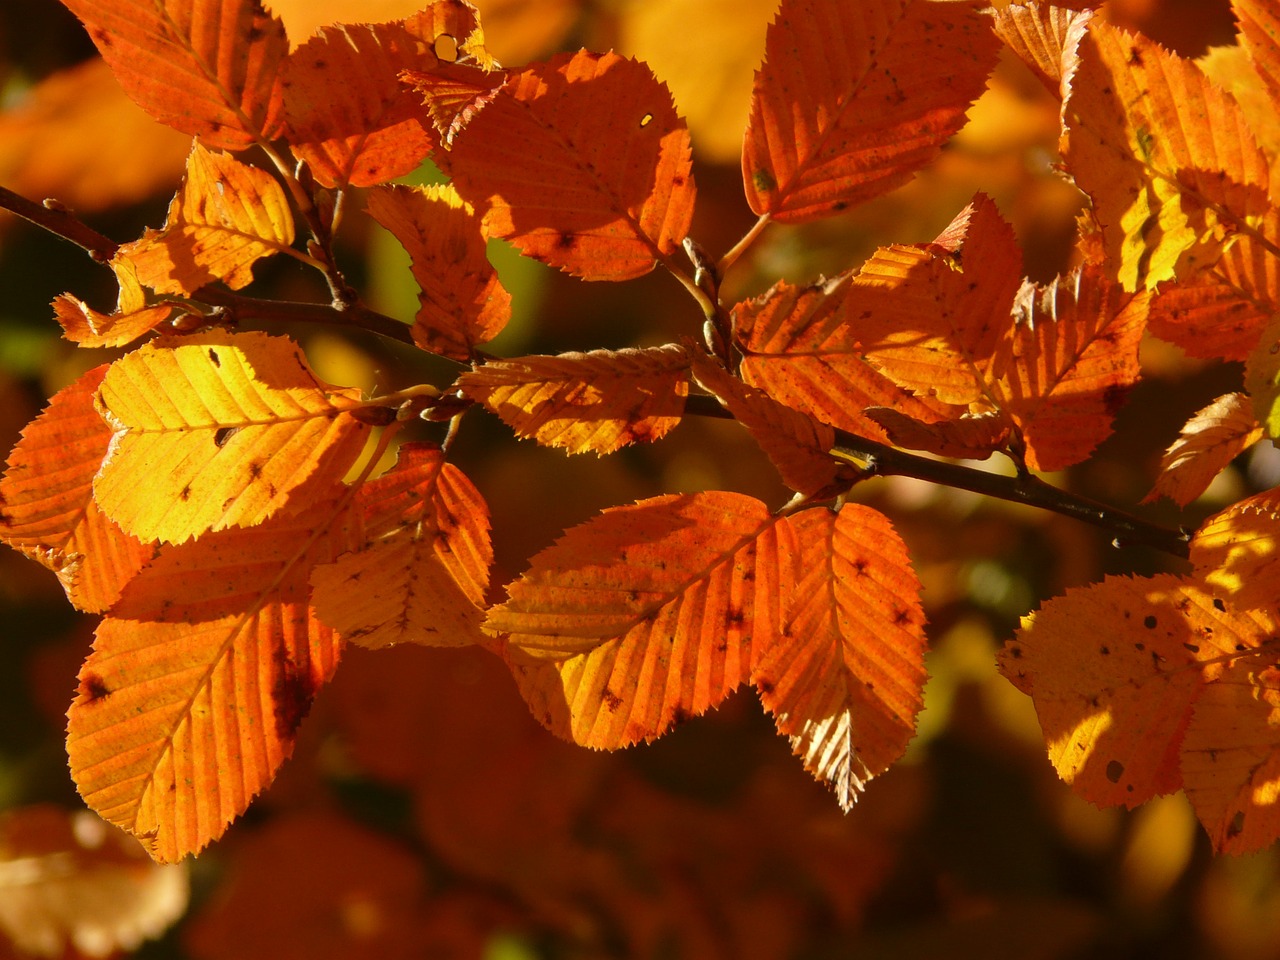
left=438, top=50, right=696, bottom=280
left=1182, top=661, right=1280, bottom=855
left=457, top=345, right=690, bottom=455
left=1190, top=489, right=1280, bottom=610
left=1146, top=274, right=1272, bottom=362
left=117, top=144, right=296, bottom=295
left=1234, top=0, right=1280, bottom=106
left=310, top=442, right=492, bottom=649
left=992, top=3, right=1091, bottom=96
left=0, top=366, right=155, bottom=612
left=690, top=354, right=839, bottom=498
left=52, top=258, right=174, bottom=348
left=1063, top=21, right=1272, bottom=291
left=1144, top=392, right=1263, bottom=506
left=59, top=0, right=288, bottom=150
left=733, top=275, right=959, bottom=440
left=994, top=267, right=1150, bottom=471
left=865, top=409, right=1010, bottom=461
left=754, top=505, right=927, bottom=810
left=741, top=0, right=999, bottom=223
left=997, top=574, right=1211, bottom=808
left=93, top=331, right=370, bottom=544
left=492, top=492, right=796, bottom=747
left=68, top=497, right=358, bottom=861
left=402, top=61, right=505, bottom=146
left=366, top=184, right=510, bottom=359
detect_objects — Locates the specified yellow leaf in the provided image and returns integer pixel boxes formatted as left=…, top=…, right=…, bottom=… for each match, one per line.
left=754, top=505, right=927, bottom=810
left=457, top=345, right=690, bottom=455
left=1143, top=392, right=1263, bottom=506
left=992, top=3, right=1092, bottom=97
left=93, top=331, right=370, bottom=544
left=118, top=144, right=296, bottom=295
left=52, top=258, right=174, bottom=348
left=492, top=492, right=796, bottom=748
left=1190, top=488, right=1280, bottom=609
left=310, top=443, right=492, bottom=649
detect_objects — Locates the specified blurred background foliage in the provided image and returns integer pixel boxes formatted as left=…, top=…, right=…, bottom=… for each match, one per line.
left=4, top=0, right=1280, bottom=958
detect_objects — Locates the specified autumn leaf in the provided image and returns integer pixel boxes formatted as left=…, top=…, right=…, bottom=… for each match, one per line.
left=741, top=0, right=999, bottom=223
left=1233, top=0, right=1280, bottom=107
left=1143, top=393, right=1263, bottom=506
left=865, top=409, right=1010, bottom=461
left=492, top=492, right=796, bottom=748
left=457, top=345, right=690, bottom=455
left=1189, top=488, right=1280, bottom=610
left=438, top=50, right=696, bottom=280
left=59, top=0, right=288, bottom=150
left=117, top=144, right=296, bottom=295
left=0, top=366, right=155, bottom=612
left=1146, top=274, right=1274, bottom=363
left=402, top=61, right=505, bottom=147
left=68, top=496, right=359, bottom=862
left=52, top=258, right=174, bottom=348
left=1246, top=315, right=1280, bottom=437
left=366, top=184, right=510, bottom=359
left=310, top=442, right=492, bottom=649
left=690, top=353, right=839, bottom=498
left=1062, top=20, right=1273, bottom=292
left=992, top=3, right=1091, bottom=96
left=92, top=331, right=371, bottom=544
left=999, top=575, right=1219, bottom=808
left=753, top=505, right=927, bottom=811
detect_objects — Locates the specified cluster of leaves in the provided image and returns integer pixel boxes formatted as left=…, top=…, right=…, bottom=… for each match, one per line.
left=3, top=0, right=1280, bottom=866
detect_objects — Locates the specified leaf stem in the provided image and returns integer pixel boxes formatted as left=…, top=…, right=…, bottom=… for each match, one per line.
left=717, top=213, right=771, bottom=277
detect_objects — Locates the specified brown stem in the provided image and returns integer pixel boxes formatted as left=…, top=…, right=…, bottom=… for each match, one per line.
left=0, top=186, right=120, bottom=261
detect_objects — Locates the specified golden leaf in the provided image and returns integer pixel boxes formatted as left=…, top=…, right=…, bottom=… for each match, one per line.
left=1144, top=392, right=1263, bottom=506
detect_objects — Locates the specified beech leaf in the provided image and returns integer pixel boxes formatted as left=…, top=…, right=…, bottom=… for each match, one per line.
left=438, top=50, right=696, bottom=280
left=742, top=0, right=999, bottom=223
left=93, top=331, right=371, bottom=544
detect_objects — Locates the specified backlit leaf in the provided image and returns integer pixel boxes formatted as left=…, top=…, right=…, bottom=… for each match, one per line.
left=0, top=366, right=155, bottom=612
left=992, top=3, right=1091, bottom=96
left=59, top=0, right=288, bottom=150
left=1063, top=21, right=1272, bottom=291
left=402, top=61, right=505, bottom=146
left=366, top=184, right=510, bottom=359
left=865, top=409, right=1010, bottom=461
left=457, top=345, right=690, bottom=455
left=68, top=497, right=358, bottom=861
left=1143, top=393, right=1263, bottom=506
left=754, top=505, right=927, bottom=811
left=742, top=0, right=999, bottom=223
left=117, top=144, right=296, bottom=295
left=690, top=354, right=839, bottom=498
left=1146, top=274, right=1273, bottom=362
left=493, top=492, right=796, bottom=747
left=1189, top=489, right=1280, bottom=610
left=310, top=442, right=492, bottom=649
left=998, top=575, right=1211, bottom=808
left=52, top=258, right=174, bottom=348
left=93, top=331, right=370, bottom=544
left=438, top=50, right=696, bottom=280
left=1234, top=0, right=1280, bottom=106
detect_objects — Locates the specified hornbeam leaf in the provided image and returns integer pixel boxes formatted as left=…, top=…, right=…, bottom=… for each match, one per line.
left=52, top=259, right=173, bottom=349
left=754, top=505, right=927, bottom=811
left=59, top=0, right=288, bottom=150
left=1063, top=21, right=1273, bottom=292
left=438, top=50, right=696, bottom=280
left=1190, top=489, right=1280, bottom=610
left=992, top=3, right=1091, bottom=97
left=742, top=0, right=999, bottom=223
left=0, top=367, right=155, bottom=612
left=1143, top=393, right=1263, bottom=506
left=457, top=345, right=690, bottom=455
left=493, top=492, right=796, bottom=748
left=68, top=498, right=358, bottom=862
left=93, top=331, right=370, bottom=544
left=367, top=184, right=510, bottom=359
left=1234, top=0, right=1280, bottom=106
left=310, top=443, right=493, bottom=649
left=118, top=145, right=296, bottom=296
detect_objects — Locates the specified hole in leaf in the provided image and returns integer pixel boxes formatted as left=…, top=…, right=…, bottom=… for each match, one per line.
left=639, top=112, right=653, bottom=128
left=434, top=34, right=458, bottom=62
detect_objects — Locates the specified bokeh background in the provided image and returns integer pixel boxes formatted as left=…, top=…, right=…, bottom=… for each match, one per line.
left=4, top=0, right=1280, bottom=958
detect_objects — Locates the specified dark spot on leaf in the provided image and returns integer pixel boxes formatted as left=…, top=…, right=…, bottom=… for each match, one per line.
left=79, top=673, right=110, bottom=702
left=208, top=348, right=220, bottom=367
left=249, top=461, right=264, bottom=481
left=852, top=558, right=868, bottom=576
left=672, top=706, right=691, bottom=726
left=214, top=426, right=239, bottom=448
left=1183, top=643, right=1200, bottom=653
left=180, top=484, right=192, bottom=501
left=671, top=175, right=686, bottom=187
left=1100, top=645, right=1110, bottom=655
left=556, top=231, right=576, bottom=249
left=1143, top=615, right=1157, bottom=629
left=1213, top=598, right=1226, bottom=612
left=1228, top=810, right=1246, bottom=838
left=1135, top=642, right=1145, bottom=651
left=1105, top=760, right=1124, bottom=783
left=726, top=606, right=745, bottom=627
left=1009, top=645, right=1023, bottom=659
left=893, top=608, right=912, bottom=626
left=758, top=679, right=774, bottom=695
left=602, top=688, right=623, bottom=712
left=272, top=659, right=317, bottom=741
left=753, top=169, right=777, bottom=193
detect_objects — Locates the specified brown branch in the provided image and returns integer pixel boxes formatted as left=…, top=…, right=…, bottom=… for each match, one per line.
left=0, top=185, right=120, bottom=261
left=682, top=394, right=1192, bottom=558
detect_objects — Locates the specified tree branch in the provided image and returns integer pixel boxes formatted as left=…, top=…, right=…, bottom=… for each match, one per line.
left=682, top=393, right=1192, bottom=558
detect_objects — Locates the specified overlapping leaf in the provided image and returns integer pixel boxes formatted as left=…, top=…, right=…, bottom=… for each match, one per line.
left=1234, top=0, right=1280, bottom=106
left=68, top=495, right=359, bottom=861
left=366, top=184, right=510, bottom=359
left=741, top=0, right=999, bottom=223
left=438, top=50, right=696, bottom=280
left=754, top=505, right=927, bottom=811
left=117, top=145, right=296, bottom=295
left=1143, top=393, right=1263, bottom=506
left=1063, top=20, right=1274, bottom=292
left=992, top=3, right=1091, bottom=96
left=402, top=61, right=505, bottom=147
left=457, top=345, right=690, bottom=455
left=93, top=331, right=370, bottom=543
left=1189, top=489, right=1280, bottom=611
left=491, top=492, right=796, bottom=748
left=0, top=366, right=154, bottom=612
left=52, top=259, right=174, bottom=348
left=309, top=443, right=492, bottom=649
left=59, top=0, right=288, bottom=150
